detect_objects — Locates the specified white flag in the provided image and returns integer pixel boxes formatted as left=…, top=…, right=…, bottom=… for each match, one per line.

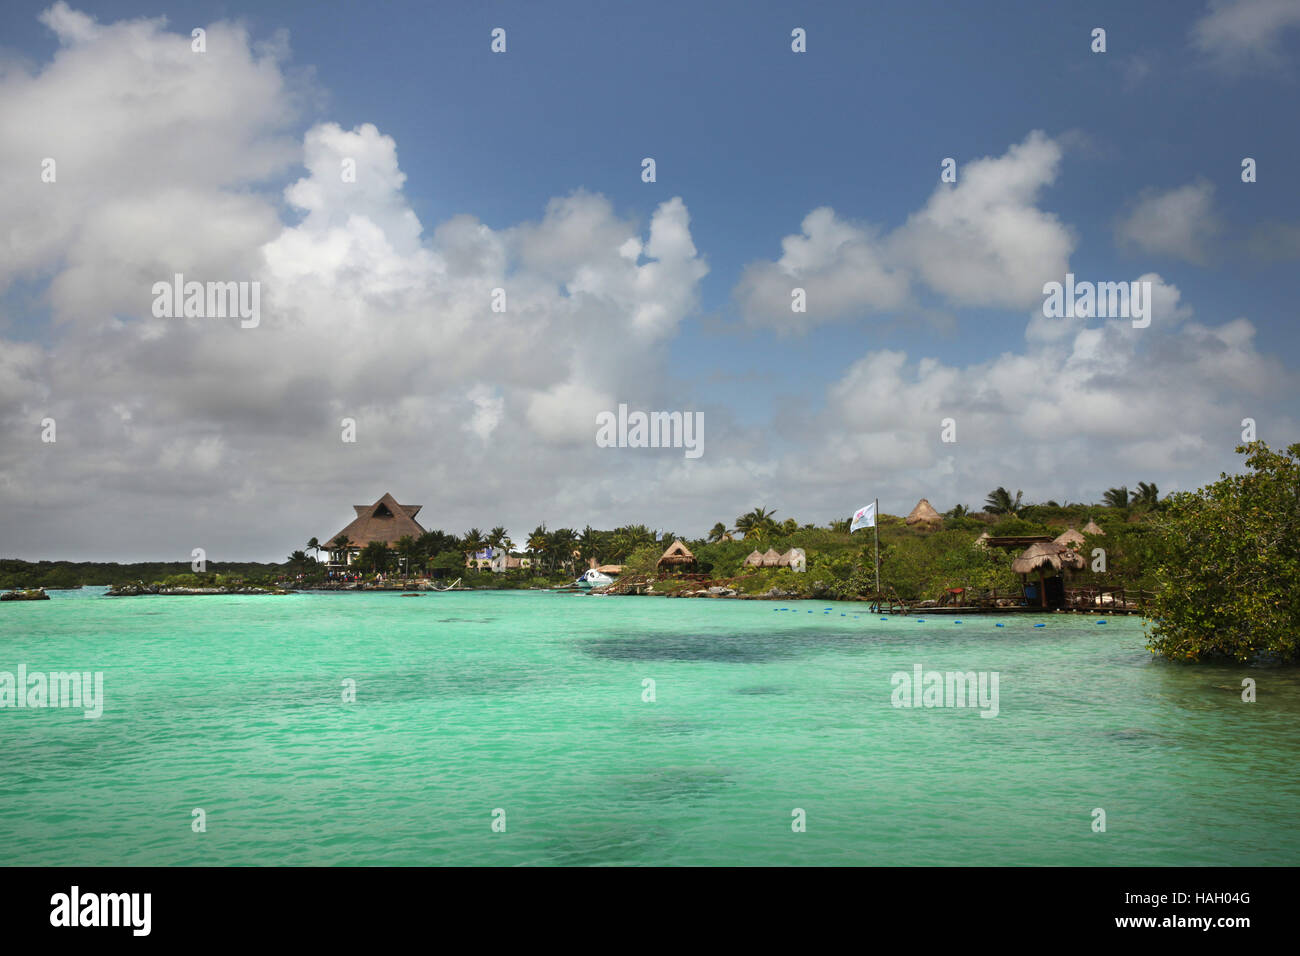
left=850, top=502, right=876, bottom=532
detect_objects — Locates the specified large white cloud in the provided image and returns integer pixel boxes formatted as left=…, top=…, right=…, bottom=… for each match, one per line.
left=734, top=131, right=1074, bottom=329
left=0, top=6, right=713, bottom=559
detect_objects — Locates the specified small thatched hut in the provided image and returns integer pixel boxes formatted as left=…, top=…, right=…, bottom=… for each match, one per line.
left=781, top=548, right=807, bottom=572
left=1011, top=542, right=1086, bottom=609
left=905, top=498, right=943, bottom=527
left=1053, top=528, right=1086, bottom=549
left=974, top=531, right=991, bottom=549
left=1082, top=519, right=1105, bottom=536
left=761, top=548, right=782, bottom=567
left=657, top=540, right=696, bottom=572
left=743, top=550, right=764, bottom=567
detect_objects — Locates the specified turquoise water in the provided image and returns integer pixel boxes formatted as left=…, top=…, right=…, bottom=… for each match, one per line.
left=1, top=588, right=1297, bottom=866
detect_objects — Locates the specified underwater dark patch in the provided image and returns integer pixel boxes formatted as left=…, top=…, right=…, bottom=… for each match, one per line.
left=734, top=684, right=787, bottom=696
left=612, top=766, right=734, bottom=804
left=581, top=629, right=879, bottom=663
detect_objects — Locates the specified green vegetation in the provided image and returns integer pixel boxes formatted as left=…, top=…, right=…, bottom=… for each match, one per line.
left=0, top=560, right=286, bottom=591
left=1146, top=442, right=1300, bottom=664
left=16, top=456, right=1276, bottom=656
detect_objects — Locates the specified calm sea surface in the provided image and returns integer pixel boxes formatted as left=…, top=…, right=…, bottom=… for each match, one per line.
left=1, top=587, right=1297, bottom=866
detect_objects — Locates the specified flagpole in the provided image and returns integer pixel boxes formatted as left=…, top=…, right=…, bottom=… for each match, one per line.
left=874, top=498, right=880, bottom=594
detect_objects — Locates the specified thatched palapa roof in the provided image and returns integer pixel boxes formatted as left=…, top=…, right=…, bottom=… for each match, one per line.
left=743, top=550, right=764, bottom=567
left=657, top=540, right=696, bottom=568
left=1011, top=542, right=1086, bottom=576
left=1053, top=528, right=1086, bottom=549
left=761, top=548, right=782, bottom=567
left=326, top=492, right=426, bottom=549
left=1082, top=519, right=1105, bottom=536
left=974, top=531, right=991, bottom=548
left=905, top=498, right=943, bottom=526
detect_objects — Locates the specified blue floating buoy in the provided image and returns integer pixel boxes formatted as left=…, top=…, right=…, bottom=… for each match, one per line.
left=880, top=617, right=888, bottom=621
left=808, top=610, right=813, bottom=614
left=840, top=613, right=846, bottom=617
left=916, top=619, right=925, bottom=623
left=954, top=620, right=962, bottom=624
left=1097, top=620, right=1107, bottom=625
left=995, top=623, right=1005, bottom=627
left=1034, top=623, right=1045, bottom=628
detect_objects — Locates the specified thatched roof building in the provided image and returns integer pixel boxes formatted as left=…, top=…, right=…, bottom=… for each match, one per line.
left=761, top=548, right=782, bottom=567
left=325, top=492, right=426, bottom=553
left=905, top=498, right=943, bottom=527
left=1011, top=542, right=1086, bottom=576
left=743, top=550, right=764, bottom=567
left=657, top=540, right=696, bottom=570
left=974, top=531, right=991, bottom=548
left=1053, top=528, right=1086, bottom=549
left=1082, top=519, right=1105, bottom=536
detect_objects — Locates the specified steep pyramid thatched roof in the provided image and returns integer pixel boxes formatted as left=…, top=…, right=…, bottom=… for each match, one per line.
left=905, top=498, right=943, bottom=526
left=761, top=548, right=782, bottom=567
left=1082, top=519, right=1105, bottom=536
left=326, top=492, right=426, bottom=549
left=1054, top=528, right=1086, bottom=549
left=1011, top=542, right=1086, bottom=576
left=743, top=550, right=764, bottom=567
left=657, top=540, right=696, bottom=568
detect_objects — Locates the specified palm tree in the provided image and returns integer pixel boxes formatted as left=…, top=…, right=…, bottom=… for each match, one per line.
left=983, top=487, right=1023, bottom=516
left=707, top=522, right=730, bottom=543
left=578, top=525, right=603, bottom=564
left=945, top=505, right=971, bottom=518
left=829, top=518, right=852, bottom=533
left=461, top=528, right=486, bottom=568
left=487, top=526, right=508, bottom=551
left=550, top=527, right=578, bottom=573
left=358, top=541, right=390, bottom=574
left=1103, top=486, right=1130, bottom=510
left=332, top=534, right=351, bottom=567
left=735, top=506, right=778, bottom=539
left=527, top=525, right=549, bottom=570
left=286, top=550, right=309, bottom=572
left=1132, top=482, right=1160, bottom=511
left=307, top=537, right=320, bottom=561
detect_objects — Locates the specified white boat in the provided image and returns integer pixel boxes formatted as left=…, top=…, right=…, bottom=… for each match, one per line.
left=574, top=569, right=615, bottom=589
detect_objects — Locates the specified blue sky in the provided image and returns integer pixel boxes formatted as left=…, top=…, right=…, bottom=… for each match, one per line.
left=2, top=0, right=1299, bottom=559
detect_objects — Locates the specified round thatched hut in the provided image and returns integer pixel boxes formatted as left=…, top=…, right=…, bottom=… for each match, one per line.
left=905, top=498, right=943, bottom=527
left=743, top=550, right=764, bottom=567
left=1082, top=519, right=1105, bottom=536
left=761, top=548, right=782, bottom=567
left=1053, top=527, right=1086, bottom=549
left=1011, top=542, right=1086, bottom=609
